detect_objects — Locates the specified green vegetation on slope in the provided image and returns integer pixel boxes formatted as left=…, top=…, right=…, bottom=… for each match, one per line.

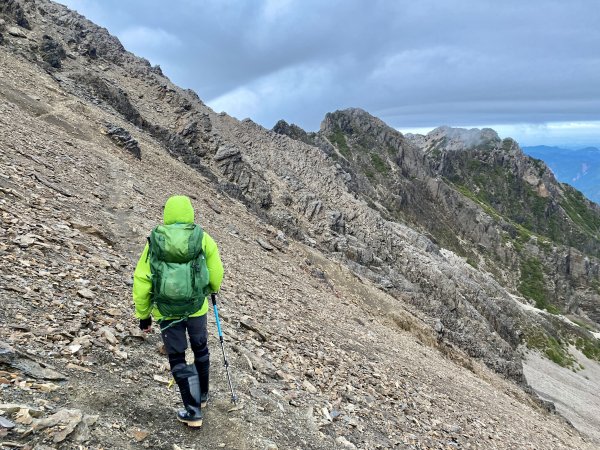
left=575, top=337, right=600, bottom=361
left=370, top=153, right=389, bottom=174
left=518, top=258, right=560, bottom=314
left=560, top=187, right=600, bottom=237
left=328, top=128, right=350, bottom=158
left=443, top=149, right=600, bottom=257
left=525, top=331, right=576, bottom=368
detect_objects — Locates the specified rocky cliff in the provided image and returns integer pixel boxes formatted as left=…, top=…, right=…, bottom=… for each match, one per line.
left=0, top=0, right=599, bottom=448
left=275, top=109, right=600, bottom=364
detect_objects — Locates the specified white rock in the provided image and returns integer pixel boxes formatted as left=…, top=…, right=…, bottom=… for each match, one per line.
left=7, top=26, right=27, bottom=38
left=77, top=288, right=95, bottom=299
left=303, top=380, right=318, bottom=394
left=100, top=327, right=118, bottom=345
left=113, top=349, right=128, bottom=359
left=321, top=406, right=333, bottom=422
left=67, top=343, right=81, bottom=354
left=336, top=436, right=357, bottom=449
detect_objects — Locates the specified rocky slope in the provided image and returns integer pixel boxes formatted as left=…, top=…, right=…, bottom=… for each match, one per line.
left=275, top=109, right=600, bottom=367
left=0, top=0, right=599, bottom=448
left=523, top=145, right=600, bottom=204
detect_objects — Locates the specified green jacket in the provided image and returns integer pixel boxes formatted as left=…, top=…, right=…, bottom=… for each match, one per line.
left=133, top=195, right=224, bottom=320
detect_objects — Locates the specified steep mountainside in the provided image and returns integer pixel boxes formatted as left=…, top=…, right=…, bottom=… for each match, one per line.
left=0, top=0, right=599, bottom=448
left=523, top=145, right=600, bottom=204
left=276, top=111, right=600, bottom=331
left=408, top=127, right=600, bottom=324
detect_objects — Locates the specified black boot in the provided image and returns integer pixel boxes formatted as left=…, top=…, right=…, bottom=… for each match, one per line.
left=172, top=364, right=203, bottom=427
left=195, top=357, right=210, bottom=408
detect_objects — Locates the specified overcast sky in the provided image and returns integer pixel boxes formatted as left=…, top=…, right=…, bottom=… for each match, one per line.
left=57, top=0, right=600, bottom=147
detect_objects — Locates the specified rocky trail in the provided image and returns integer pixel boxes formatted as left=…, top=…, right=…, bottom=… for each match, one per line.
left=0, top=1, right=599, bottom=449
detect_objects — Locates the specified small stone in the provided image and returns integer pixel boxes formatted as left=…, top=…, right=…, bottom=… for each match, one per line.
left=7, top=26, right=27, bottom=38
left=67, top=343, right=81, bottom=354
left=257, top=238, right=274, bottom=251
left=336, top=436, right=357, bottom=449
left=240, top=317, right=270, bottom=341
left=114, top=349, right=128, bottom=359
left=276, top=370, right=295, bottom=382
left=15, top=234, right=36, bottom=247
left=321, top=406, right=333, bottom=422
left=263, top=440, right=278, bottom=450
left=0, top=416, right=15, bottom=429
left=106, top=308, right=121, bottom=317
left=228, top=403, right=244, bottom=413
left=71, top=336, right=92, bottom=349
left=90, top=256, right=111, bottom=268
left=303, top=380, right=318, bottom=394
left=249, top=388, right=266, bottom=399
left=444, top=424, right=462, bottom=433
left=33, top=382, right=60, bottom=393
left=0, top=404, right=43, bottom=417
left=100, top=327, right=118, bottom=345
left=66, top=363, right=93, bottom=373
left=153, top=374, right=170, bottom=384
left=131, top=428, right=149, bottom=442
left=15, top=408, right=34, bottom=425
left=77, top=288, right=95, bottom=299
left=204, top=198, right=222, bottom=214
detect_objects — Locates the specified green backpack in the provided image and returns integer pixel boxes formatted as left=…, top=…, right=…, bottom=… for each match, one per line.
left=147, top=223, right=210, bottom=319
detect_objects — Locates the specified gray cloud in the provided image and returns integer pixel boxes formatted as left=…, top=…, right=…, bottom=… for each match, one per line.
left=58, top=0, right=600, bottom=136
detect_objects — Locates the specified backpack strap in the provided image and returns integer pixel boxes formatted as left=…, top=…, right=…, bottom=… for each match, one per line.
left=145, top=236, right=151, bottom=263
left=189, top=224, right=204, bottom=258
left=157, top=314, right=189, bottom=332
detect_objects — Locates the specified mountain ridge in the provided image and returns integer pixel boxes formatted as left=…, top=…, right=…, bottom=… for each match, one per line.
left=523, top=145, right=600, bottom=204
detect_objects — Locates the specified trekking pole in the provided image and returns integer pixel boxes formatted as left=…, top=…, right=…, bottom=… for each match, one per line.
left=211, top=293, right=238, bottom=404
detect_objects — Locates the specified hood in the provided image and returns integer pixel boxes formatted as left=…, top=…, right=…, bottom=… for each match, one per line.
left=163, top=195, right=195, bottom=225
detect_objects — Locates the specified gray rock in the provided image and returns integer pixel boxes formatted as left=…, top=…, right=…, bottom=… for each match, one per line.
left=335, top=436, right=357, bottom=449
left=0, top=342, right=67, bottom=381
left=257, top=238, right=274, bottom=252
left=0, top=416, right=16, bottom=429
left=104, top=124, right=141, bottom=160
left=214, top=145, right=241, bottom=161
left=7, top=26, right=27, bottom=38
left=40, top=34, right=66, bottom=68
left=77, top=288, right=95, bottom=299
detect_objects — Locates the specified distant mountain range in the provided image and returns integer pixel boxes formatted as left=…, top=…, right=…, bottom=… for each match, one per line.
left=523, top=145, right=600, bottom=204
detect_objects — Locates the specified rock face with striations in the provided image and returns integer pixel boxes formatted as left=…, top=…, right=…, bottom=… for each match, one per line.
left=274, top=108, right=600, bottom=374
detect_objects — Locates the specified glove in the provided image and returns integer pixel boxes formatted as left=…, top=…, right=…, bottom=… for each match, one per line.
left=139, top=317, right=152, bottom=331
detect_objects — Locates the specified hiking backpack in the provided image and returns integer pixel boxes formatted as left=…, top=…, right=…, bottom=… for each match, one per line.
left=147, top=223, right=210, bottom=318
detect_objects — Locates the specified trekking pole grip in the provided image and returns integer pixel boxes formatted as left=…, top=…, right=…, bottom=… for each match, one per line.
left=211, top=293, right=217, bottom=306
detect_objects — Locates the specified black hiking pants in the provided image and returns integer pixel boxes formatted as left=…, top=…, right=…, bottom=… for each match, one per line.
left=160, top=314, right=209, bottom=370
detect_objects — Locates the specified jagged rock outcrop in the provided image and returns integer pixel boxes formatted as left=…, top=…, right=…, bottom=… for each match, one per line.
left=406, top=126, right=600, bottom=319
left=0, top=0, right=30, bottom=29
left=39, top=33, right=65, bottom=68
left=275, top=109, right=600, bottom=374
left=104, top=124, right=141, bottom=159
left=273, top=119, right=316, bottom=145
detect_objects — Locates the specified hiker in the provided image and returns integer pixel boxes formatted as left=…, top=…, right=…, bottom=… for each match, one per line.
left=132, top=195, right=224, bottom=427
